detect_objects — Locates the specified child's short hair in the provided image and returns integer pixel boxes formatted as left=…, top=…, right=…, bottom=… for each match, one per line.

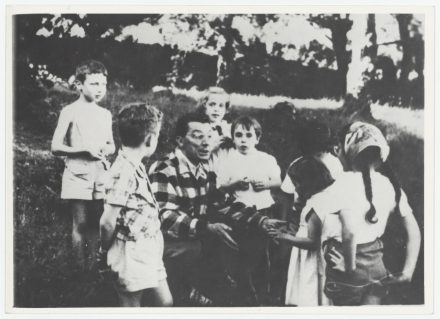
left=118, top=103, right=163, bottom=147
left=75, top=60, right=108, bottom=83
left=231, top=116, right=263, bottom=139
left=297, top=120, right=332, bottom=155
left=197, top=86, right=230, bottom=113
left=289, top=156, right=334, bottom=200
left=175, top=112, right=210, bottom=138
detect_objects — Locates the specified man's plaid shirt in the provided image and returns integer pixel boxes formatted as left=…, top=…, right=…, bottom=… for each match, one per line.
left=149, top=148, right=269, bottom=239
left=106, top=151, right=161, bottom=241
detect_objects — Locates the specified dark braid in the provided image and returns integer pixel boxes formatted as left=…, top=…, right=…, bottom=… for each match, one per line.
left=361, top=166, right=378, bottom=224
left=381, top=161, right=402, bottom=215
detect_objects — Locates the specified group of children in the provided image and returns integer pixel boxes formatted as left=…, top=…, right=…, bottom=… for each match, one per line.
left=52, top=60, right=421, bottom=307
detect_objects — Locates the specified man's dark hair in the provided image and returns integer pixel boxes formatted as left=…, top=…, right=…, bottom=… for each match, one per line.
left=75, top=60, right=108, bottom=83
left=118, top=103, right=163, bottom=147
left=297, top=120, right=332, bottom=155
left=175, top=112, right=211, bottom=138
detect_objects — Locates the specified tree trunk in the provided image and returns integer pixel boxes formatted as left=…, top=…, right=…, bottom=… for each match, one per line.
left=366, top=14, right=377, bottom=60
left=396, top=14, right=412, bottom=83
left=395, top=14, right=413, bottom=105
left=330, top=15, right=353, bottom=97
left=346, top=15, right=369, bottom=98
left=215, top=15, right=234, bottom=89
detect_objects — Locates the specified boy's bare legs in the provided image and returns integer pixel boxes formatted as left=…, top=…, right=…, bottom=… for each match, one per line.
left=85, top=199, right=103, bottom=267
left=150, top=279, right=173, bottom=307
left=71, top=199, right=103, bottom=270
left=117, top=290, right=143, bottom=307
left=70, top=200, right=88, bottom=270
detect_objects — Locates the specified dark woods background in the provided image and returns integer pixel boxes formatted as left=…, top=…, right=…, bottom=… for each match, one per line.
left=13, top=13, right=425, bottom=307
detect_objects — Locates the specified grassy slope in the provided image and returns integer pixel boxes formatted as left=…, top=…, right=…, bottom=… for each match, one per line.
left=13, top=88, right=424, bottom=307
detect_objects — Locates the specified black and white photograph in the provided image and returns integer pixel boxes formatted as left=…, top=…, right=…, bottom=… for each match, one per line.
left=5, top=5, right=435, bottom=313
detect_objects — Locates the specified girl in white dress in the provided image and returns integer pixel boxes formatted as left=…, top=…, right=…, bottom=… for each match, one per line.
left=270, top=156, right=334, bottom=306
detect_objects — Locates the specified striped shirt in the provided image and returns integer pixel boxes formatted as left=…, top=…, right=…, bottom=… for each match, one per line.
left=150, top=148, right=270, bottom=239
left=149, top=149, right=215, bottom=239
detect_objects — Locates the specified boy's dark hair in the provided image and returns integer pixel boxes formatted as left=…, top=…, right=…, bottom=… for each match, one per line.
left=196, top=86, right=230, bottom=114
left=118, top=103, right=162, bottom=147
left=75, top=60, right=108, bottom=83
left=175, top=112, right=211, bottom=138
left=289, top=156, right=335, bottom=202
left=231, top=116, right=263, bottom=139
left=297, top=120, right=332, bottom=155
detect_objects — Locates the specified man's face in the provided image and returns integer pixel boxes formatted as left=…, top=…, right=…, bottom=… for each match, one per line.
left=204, top=93, right=228, bottom=124
left=178, top=122, right=213, bottom=163
left=78, top=73, right=107, bottom=103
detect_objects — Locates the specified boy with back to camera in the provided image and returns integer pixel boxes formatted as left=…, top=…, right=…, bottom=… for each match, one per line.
left=51, top=60, right=115, bottom=270
left=98, top=104, right=172, bottom=307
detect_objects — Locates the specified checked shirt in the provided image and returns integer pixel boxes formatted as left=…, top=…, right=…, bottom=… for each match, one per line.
left=106, top=151, right=161, bottom=241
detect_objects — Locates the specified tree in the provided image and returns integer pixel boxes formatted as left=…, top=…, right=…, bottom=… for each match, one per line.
left=395, top=14, right=424, bottom=106
left=308, top=14, right=353, bottom=96
left=366, top=14, right=377, bottom=60
left=159, top=14, right=279, bottom=90
left=346, top=15, right=371, bottom=98
left=36, top=14, right=160, bottom=39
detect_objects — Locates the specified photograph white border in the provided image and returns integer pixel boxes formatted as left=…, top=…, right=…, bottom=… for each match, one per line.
left=3, top=2, right=437, bottom=317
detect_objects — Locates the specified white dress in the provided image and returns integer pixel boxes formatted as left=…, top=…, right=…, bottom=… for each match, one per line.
left=285, top=207, right=331, bottom=306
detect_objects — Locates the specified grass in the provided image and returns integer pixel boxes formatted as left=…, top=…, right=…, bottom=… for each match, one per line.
left=13, top=85, right=425, bottom=307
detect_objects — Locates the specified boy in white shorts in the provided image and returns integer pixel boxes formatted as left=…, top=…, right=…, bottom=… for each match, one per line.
left=98, top=103, right=172, bottom=307
left=51, top=60, right=115, bottom=269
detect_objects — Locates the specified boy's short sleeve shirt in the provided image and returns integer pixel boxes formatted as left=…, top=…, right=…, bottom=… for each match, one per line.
left=106, top=151, right=160, bottom=241
left=216, top=149, right=281, bottom=210
left=62, top=101, right=113, bottom=151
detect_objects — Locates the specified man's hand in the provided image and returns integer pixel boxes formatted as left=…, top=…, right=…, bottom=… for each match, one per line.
left=207, top=223, right=238, bottom=251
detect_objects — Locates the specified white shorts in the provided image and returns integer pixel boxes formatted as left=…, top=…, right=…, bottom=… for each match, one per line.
left=61, top=158, right=108, bottom=200
left=108, top=233, right=167, bottom=293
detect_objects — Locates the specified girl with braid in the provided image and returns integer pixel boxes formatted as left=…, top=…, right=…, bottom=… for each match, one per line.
left=297, top=121, right=420, bottom=306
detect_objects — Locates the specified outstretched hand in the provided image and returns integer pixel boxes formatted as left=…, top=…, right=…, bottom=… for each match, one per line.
left=266, top=226, right=295, bottom=243
left=207, top=223, right=238, bottom=251
left=261, top=218, right=288, bottom=232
